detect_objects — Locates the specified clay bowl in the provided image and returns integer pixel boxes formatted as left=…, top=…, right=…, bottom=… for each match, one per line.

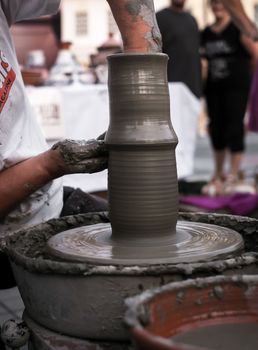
left=1, top=213, right=258, bottom=341
left=125, top=275, right=258, bottom=350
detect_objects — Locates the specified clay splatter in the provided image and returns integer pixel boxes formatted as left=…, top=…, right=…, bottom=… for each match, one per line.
left=213, top=285, right=224, bottom=300
left=124, top=0, right=162, bottom=52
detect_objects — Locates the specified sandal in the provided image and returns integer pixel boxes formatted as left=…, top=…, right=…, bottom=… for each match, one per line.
left=223, top=174, right=238, bottom=195
left=223, top=172, right=256, bottom=195
left=201, top=177, right=224, bottom=197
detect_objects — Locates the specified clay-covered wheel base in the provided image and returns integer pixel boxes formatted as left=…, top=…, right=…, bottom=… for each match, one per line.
left=47, top=221, right=244, bottom=265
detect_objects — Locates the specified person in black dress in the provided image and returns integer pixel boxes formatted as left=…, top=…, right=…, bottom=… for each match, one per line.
left=201, top=0, right=258, bottom=196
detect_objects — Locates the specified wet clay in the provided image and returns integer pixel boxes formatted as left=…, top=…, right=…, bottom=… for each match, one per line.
left=124, top=0, right=162, bottom=50
left=173, top=323, right=258, bottom=350
left=47, top=221, right=243, bottom=265
left=125, top=0, right=152, bottom=16
left=106, top=54, right=178, bottom=239
left=3, top=212, right=258, bottom=275
left=51, top=139, right=108, bottom=173
left=52, top=139, right=107, bottom=164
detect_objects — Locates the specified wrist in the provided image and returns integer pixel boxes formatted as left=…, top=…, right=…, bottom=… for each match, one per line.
left=41, top=149, right=66, bottom=180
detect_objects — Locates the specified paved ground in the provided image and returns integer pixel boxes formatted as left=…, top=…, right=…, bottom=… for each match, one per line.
left=0, top=132, right=257, bottom=347
left=0, top=287, right=24, bottom=323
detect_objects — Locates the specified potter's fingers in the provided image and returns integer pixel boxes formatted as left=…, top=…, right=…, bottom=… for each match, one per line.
left=70, top=157, right=108, bottom=174
left=52, top=139, right=108, bottom=164
left=87, top=157, right=108, bottom=173
left=65, top=139, right=107, bottom=156
left=78, top=140, right=108, bottom=159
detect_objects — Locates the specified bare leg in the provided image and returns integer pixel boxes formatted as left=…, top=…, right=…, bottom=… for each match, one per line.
left=202, top=150, right=226, bottom=196
left=222, top=0, right=258, bottom=40
left=229, top=151, right=243, bottom=178
left=222, top=151, right=243, bottom=194
left=214, top=150, right=226, bottom=179
left=106, top=0, right=162, bottom=53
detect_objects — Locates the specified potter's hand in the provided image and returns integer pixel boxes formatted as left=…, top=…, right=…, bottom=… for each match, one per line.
left=0, top=140, right=107, bottom=218
left=51, top=139, right=108, bottom=175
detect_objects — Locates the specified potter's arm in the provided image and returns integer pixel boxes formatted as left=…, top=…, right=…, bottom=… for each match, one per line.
left=106, top=0, right=162, bottom=53
left=0, top=151, right=58, bottom=220
left=0, top=140, right=107, bottom=219
left=222, top=0, right=258, bottom=40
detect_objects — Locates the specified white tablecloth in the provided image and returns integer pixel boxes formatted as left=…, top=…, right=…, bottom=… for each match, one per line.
left=27, top=82, right=200, bottom=193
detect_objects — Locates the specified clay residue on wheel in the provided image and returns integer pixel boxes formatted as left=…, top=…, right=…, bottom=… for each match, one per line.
left=179, top=212, right=258, bottom=252
left=2, top=212, right=258, bottom=276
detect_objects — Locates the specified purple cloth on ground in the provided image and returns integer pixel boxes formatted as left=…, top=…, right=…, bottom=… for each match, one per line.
left=248, top=64, right=258, bottom=132
left=180, top=193, right=258, bottom=216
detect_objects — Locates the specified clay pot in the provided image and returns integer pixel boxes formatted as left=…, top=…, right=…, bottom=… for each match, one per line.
left=2, top=213, right=258, bottom=341
left=125, top=275, right=258, bottom=350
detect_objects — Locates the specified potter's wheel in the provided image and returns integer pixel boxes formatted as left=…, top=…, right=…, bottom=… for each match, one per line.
left=47, top=221, right=244, bottom=265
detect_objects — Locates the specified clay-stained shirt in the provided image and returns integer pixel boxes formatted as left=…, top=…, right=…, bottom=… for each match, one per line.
left=0, top=0, right=63, bottom=233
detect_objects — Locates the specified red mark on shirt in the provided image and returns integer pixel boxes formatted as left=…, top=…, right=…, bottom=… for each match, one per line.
left=0, top=51, right=16, bottom=113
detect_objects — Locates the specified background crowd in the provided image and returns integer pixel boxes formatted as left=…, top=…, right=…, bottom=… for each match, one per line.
left=157, top=0, right=258, bottom=198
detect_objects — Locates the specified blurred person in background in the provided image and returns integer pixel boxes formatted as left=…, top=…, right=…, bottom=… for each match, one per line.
left=156, top=0, right=202, bottom=178
left=156, top=0, right=202, bottom=99
left=201, top=0, right=258, bottom=196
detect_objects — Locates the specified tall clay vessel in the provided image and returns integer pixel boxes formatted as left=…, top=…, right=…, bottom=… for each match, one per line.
left=106, top=53, right=178, bottom=239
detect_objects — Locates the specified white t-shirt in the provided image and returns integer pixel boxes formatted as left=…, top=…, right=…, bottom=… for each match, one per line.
left=0, top=0, right=63, bottom=233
